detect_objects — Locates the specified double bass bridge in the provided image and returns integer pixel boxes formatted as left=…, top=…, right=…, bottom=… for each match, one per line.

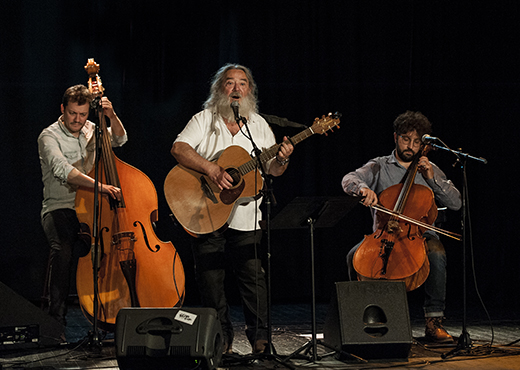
left=112, top=231, right=136, bottom=247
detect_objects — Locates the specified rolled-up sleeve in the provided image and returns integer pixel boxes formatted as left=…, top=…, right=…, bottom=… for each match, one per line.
left=342, top=159, right=381, bottom=195
left=109, top=127, right=128, bottom=147
left=174, top=113, right=206, bottom=150
left=426, top=166, right=462, bottom=211
left=38, top=132, right=76, bottom=183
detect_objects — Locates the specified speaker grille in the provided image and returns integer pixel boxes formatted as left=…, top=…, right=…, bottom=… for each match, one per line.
left=127, top=345, right=146, bottom=356
left=170, top=345, right=191, bottom=356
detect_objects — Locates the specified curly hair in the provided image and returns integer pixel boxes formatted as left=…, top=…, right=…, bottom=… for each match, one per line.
left=62, top=84, right=93, bottom=107
left=393, top=111, right=432, bottom=137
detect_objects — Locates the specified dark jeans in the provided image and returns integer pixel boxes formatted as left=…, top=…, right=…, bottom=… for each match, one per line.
left=42, top=208, right=87, bottom=326
left=191, top=228, right=268, bottom=348
left=346, top=234, right=447, bottom=316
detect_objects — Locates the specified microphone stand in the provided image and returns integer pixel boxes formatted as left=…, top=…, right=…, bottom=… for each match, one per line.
left=86, top=96, right=104, bottom=352
left=236, top=114, right=295, bottom=370
left=427, top=142, right=487, bottom=359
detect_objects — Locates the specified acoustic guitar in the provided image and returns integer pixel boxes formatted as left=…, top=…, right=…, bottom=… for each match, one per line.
left=164, top=112, right=341, bottom=236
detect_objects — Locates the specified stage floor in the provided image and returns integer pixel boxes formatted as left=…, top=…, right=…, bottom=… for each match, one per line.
left=1, top=303, right=519, bottom=369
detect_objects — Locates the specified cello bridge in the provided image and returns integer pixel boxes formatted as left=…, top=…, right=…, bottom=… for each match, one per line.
left=386, top=220, right=402, bottom=234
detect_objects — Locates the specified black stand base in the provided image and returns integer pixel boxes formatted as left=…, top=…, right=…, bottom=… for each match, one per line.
left=283, top=338, right=365, bottom=364
left=256, top=352, right=296, bottom=369
left=85, top=330, right=103, bottom=355
left=221, top=347, right=296, bottom=369
left=441, top=330, right=472, bottom=359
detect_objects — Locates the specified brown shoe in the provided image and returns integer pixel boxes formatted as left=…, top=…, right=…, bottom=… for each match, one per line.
left=253, top=339, right=268, bottom=354
left=425, top=317, right=454, bottom=343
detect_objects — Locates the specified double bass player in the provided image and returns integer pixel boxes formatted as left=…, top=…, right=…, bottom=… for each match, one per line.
left=342, top=111, right=461, bottom=343
left=38, top=85, right=126, bottom=341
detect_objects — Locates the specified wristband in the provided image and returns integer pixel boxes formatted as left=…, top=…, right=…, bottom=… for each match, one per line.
left=276, top=156, right=290, bottom=166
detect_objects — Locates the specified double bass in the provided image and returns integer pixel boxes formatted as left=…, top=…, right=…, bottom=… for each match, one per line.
left=352, top=143, right=451, bottom=291
left=75, top=59, right=185, bottom=330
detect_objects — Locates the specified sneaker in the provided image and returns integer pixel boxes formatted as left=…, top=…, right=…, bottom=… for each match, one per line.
left=425, top=317, right=454, bottom=343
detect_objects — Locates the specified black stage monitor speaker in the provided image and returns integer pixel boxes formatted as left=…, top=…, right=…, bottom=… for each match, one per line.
left=323, top=281, right=412, bottom=361
left=116, top=307, right=223, bottom=370
left=0, top=281, right=63, bottom=350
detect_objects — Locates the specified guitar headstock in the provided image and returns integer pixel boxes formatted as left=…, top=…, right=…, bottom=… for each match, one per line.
left=311, top=112, right=341, bottom=135
left=84, top=58, right=104, bottom=97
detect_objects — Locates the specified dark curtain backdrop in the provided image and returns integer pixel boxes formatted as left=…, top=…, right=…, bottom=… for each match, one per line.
left=2, top=1, right=518, bottom=319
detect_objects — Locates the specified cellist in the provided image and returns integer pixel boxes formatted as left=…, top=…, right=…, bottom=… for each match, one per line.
left=342, top=111, right=461, bottom=343
left=38, top=85, right=127, bottom=342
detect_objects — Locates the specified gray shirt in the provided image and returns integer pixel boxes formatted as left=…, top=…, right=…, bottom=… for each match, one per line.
left=341, top=150, right=461, bottom=237
left=38, top=116, right=127, bottom=217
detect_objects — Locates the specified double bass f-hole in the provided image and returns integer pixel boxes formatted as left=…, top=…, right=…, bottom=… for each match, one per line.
left=133, top=220, right=160, bottom=253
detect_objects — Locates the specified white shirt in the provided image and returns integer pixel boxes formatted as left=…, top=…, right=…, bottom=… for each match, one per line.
left=174, top=109, right=276, bottom=231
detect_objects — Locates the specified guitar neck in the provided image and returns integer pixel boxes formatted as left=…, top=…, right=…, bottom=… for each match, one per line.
left=238, top=126, right=315, bottom=175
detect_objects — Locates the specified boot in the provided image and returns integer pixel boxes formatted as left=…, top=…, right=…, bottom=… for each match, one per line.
left=253, top=339, right=268, bottom=354
left=222, top=328, right=234, bottom=355
left=425, top=317, right=454, bottom=343
left=222, top=341, right=233, bottom=355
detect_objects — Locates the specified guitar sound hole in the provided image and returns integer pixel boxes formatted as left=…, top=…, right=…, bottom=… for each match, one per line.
left=226, top=168, right=241, bottom=186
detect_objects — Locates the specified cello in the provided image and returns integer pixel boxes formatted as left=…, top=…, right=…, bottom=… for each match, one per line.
left=352, top=143, right=437, bottom=292
left=75, top=59, right=185, bottom=330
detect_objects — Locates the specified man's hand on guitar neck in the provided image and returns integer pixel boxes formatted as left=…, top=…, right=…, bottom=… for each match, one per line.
left=269, top=136, right=294, bottom=177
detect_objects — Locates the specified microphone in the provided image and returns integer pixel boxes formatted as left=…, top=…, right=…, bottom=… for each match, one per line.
left=422, top=134, right=440, bottom=143
left=230, top=101, right=241, bottom=122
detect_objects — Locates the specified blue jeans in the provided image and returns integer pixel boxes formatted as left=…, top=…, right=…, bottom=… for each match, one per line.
left=346, top=234, right=447, bottom=317
left=42, top=209, right=87, bottom=326
left=191, top=229, right=268, bottom=347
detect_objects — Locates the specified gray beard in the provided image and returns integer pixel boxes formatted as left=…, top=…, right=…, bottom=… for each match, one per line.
left=216, top=93, right=257, bottom=122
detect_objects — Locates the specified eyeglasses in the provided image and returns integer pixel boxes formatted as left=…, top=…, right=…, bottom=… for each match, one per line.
left=399, top=135, right=422, bottom=147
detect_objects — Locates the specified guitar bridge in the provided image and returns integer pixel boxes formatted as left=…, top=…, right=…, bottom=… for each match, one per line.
left=200, top=176, right=218, bottom=204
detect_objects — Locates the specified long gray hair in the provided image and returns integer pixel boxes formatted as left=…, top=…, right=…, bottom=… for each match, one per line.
left=203, top=63, right=258, bottom=112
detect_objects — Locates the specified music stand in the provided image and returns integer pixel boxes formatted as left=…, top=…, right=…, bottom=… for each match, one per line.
left=270, top=196, right=360, bottom=363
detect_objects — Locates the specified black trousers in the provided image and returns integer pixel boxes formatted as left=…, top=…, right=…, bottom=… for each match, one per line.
left=42, top=208, right=87, bottom=325
left=191, top=228, right=268, bottom=348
